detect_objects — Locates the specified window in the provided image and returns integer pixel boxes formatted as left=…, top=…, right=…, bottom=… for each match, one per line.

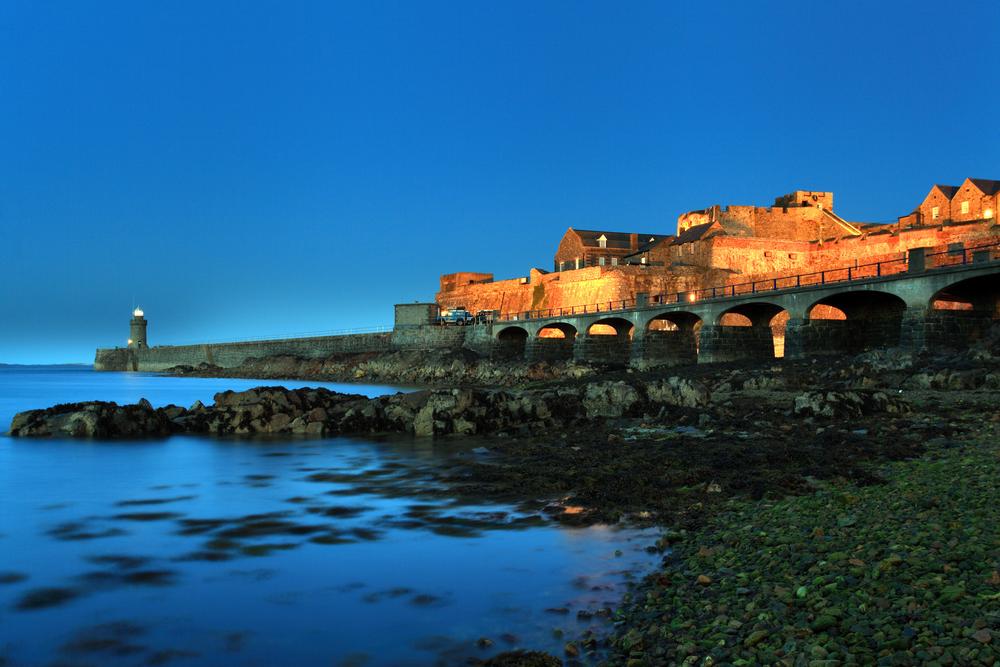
left=932, top=206, right=939, bottom=220
left=640, top=257, right=647, bottom=265
left=575, top=258, right=582, bottom=269
left=611, top=257, right=618, bottom=266
left=961, top=201, right=970, bottom=214
left=597, top=234, right=607, bottom=249
left=986, top=208, right=994, bottom=219
left=598, top=256, right=606, bottom=266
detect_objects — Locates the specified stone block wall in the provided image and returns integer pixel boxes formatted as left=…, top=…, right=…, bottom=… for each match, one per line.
left=390, top=326, right=467, bottom=351
left=526, top=338, right=575, bottom=362
left=921, top=310, right=995, bottom=350
left=633, top=331, right=698, bottom=366
left=698, top=325, right=774, bottom=364
left=574, top=336, right=631, bottom=366
left=786, top=319, right=851, bottom=358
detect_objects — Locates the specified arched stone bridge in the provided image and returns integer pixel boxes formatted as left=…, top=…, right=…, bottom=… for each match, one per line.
left=485, top=247, right=1000, bottom=366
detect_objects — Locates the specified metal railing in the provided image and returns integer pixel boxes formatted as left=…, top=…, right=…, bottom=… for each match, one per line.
left=496, top=239, right=1000, bottom=322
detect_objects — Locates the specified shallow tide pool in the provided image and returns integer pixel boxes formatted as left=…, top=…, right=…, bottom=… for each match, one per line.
left=0, top=367, right=660, bottom=666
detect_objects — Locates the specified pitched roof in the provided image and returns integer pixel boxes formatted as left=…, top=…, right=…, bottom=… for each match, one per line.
left=968, top=178, right=1000, bottom=195
left=671, top=221, right=723, bottom=245
left=932, top=184, right=960, bottom=199
left=571, top=229, right=662, bottom=250
left=623, top=235, right=675, bottom=258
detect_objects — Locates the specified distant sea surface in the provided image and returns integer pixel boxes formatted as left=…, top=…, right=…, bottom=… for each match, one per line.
left=0, top=366, right=659, bottom=666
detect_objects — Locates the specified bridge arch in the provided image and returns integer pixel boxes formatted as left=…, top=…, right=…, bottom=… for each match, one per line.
left=585, top=317, right=635, bottom=338
left=637, top=311, right=702, bottom=366
left=537, top=322, right=578, bottom=338
left=575, top=317, right=634, bottom=366
left=703, top=301, right=790, bottom=360
left=923, top=274, right=1000, bottom=349
left=800, top=289, right=907, bottom=355
left=527, top=322, right=578, bottom=362
left=494, top=325, right=529, bottom=360
left=646, top=310, right=702, bottom=332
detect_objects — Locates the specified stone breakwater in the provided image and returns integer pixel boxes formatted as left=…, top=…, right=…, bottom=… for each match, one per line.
left=165, top=349, right=598, bottom=388
left=9, top=376, right=915, bottom=440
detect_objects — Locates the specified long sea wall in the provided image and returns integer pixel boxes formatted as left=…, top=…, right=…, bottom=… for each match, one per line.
left=94, top=326, right=475, bottom=372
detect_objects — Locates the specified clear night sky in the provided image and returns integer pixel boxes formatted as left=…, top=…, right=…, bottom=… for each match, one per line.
left=1, top=1, right=997, bottom=363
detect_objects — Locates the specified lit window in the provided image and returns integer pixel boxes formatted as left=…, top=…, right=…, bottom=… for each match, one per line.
left=986, top=208, right=994, bottom=219
left=597, top=234, right=607, bottom=249
left=932, top=206, right=939, bottom=220
left=961, top=201, right=970, bottom=214
left=599, top=256, right=606, bottom=266
left=575, top=258, right=582, bottom=269
left=640, top=257, right=647, bottom=264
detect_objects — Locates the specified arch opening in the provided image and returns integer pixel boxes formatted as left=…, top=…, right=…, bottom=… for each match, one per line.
left=925, top=274, right=1000, bottom=349
left=495, top=326, right=529, bottom=360
left=529, top=323, right=578, bottom=362
left=578, top=317, right=634, bottom=366
left=803, top=290, right=907, bottom=356
left=641, top=311, right=703, bottom=367
left=537, top=323, right=577, bottom=339
left=720, top=312, right=752, bottom=327
left=586, top=317, right=634, bottom=338
left=704, top=303, right=788, bottom=361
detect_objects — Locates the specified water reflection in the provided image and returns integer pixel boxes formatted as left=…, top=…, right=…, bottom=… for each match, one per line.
left=0, top=368, right=661, bottom=666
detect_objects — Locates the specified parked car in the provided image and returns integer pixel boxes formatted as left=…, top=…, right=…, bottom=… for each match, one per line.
left=437, top=308, right=474, bottom=326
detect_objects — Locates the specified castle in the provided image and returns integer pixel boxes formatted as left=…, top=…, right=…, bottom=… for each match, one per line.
left=437, top=179, right=1000, bottom=316
left=96, top=176, right=1000, bottom=372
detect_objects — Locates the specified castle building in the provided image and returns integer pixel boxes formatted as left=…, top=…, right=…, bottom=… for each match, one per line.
left=904, top=178, right=999, bottom=227
left=128, top=308, right=148, bottom=349
left=437, top=178, right=1000, bottom=316
left=553, top=229, right=664, bottom=271
left=676, top=189, right=859, bottom=241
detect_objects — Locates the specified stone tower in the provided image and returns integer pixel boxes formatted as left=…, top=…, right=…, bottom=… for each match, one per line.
left=129, top=308, right=148, bottom=349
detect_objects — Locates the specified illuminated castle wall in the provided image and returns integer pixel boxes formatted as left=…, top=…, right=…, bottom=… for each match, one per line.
left=437, top=180, right=1000, bottom=315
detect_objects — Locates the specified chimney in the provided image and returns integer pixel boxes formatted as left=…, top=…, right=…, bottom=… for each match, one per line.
left=629, top=233, right=638, bottom=251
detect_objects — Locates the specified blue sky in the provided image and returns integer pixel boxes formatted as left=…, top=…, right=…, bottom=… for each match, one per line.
left=1, top=0, right=997, bottom=363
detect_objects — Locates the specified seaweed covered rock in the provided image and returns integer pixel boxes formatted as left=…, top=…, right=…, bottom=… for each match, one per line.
left=581, top=381, right=642, bottom=418
left=793, top=390, right=910, bottom=418
left=9, top=400, right=173, bottom=438
left=474, top=650, right=561, bottom=667
left=645, top=376, right=710, bottom=407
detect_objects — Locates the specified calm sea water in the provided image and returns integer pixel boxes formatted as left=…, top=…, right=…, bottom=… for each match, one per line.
left=0, top=367, right=660, bottom=666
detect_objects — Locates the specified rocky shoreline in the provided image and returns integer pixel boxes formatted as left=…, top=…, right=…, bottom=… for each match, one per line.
left=8, top=335, right=1000, bottom=666
left=606, top=422, right=999, bottom=666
